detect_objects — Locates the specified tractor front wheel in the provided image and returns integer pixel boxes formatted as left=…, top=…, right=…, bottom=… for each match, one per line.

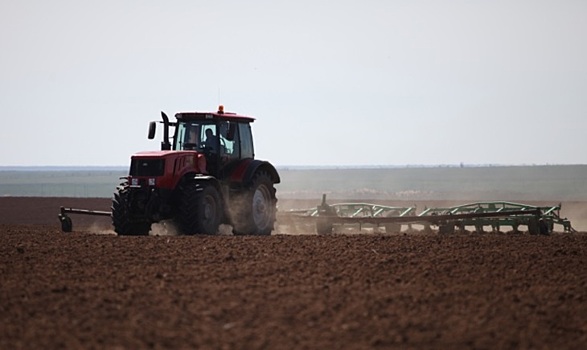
left=112, top=182, right=151, bottom=236
left=176, top=182, right=222, bottom=235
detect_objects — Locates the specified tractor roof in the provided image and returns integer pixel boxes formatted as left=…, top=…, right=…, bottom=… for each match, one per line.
left=175, top=106, right=255, bottom=123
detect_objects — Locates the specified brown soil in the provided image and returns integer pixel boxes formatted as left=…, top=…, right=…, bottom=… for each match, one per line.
left=1, top=197, right=586, bottom=349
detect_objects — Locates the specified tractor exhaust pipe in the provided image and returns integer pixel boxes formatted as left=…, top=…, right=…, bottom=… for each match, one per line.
left=160, top=111, right=171, bottom=150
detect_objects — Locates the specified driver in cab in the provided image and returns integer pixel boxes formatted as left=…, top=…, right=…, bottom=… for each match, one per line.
left=203, top=128, right=218, bottom=151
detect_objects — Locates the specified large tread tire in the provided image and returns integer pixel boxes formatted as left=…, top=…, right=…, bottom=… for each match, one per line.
left=232, top=171, right=277, bottom=236
left=112, top=181, right=151, bottom=236
left=175, top=182, right=222, bottom=235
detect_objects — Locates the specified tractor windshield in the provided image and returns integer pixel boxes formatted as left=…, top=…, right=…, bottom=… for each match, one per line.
left=175, top=121, right=217, bottom=151
left=174, top=120, right=247, bottom=160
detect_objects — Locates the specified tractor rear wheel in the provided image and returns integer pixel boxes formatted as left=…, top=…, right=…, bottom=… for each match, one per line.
left=112, top=182, right=151, bottom=236
left=232, top=171, right=277, bottom=236
left=176, top=182, right=222, bottom=235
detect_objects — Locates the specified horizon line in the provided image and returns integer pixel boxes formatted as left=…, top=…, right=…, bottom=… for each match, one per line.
left=0, top=163, right=586, bottom=171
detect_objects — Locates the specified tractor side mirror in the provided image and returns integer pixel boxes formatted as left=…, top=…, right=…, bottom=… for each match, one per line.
left=148, top=121, right=156, bottom=139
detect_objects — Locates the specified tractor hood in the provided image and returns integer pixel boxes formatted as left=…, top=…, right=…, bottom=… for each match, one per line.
left=129, top=150, right=207, bottom=178
left=131, top=150, right=190, bottom=158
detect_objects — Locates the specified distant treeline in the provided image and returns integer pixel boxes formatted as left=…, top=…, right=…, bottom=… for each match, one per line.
left=0, top=165, right=586, bottom=201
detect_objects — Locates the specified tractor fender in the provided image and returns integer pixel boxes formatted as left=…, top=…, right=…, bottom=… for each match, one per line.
left=229, top=159, right=280, bottom=186
left=182, top=174, right=222, bottom=192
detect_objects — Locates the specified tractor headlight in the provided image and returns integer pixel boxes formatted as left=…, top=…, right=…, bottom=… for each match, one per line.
left=131, top=178, right=139, bottom=186
left=148, top=178, right=156, bottom=186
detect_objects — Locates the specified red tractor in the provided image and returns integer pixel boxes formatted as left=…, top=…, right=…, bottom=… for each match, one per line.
left=111, top=106, right=280, bottom=236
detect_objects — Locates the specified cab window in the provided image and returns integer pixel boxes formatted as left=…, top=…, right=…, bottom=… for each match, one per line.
left=175, top=121, right=216, bottom=151
left=239, top=123, right=254, bottom=158
left=176, top=122, right=201, bottom=150
left=220, top=121, right=240, bottom=158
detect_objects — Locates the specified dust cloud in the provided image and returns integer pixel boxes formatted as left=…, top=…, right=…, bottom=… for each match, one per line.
left=149, top=222, right=234, bottom=236
left=87, top=222, right=116, bottom=235
left=218, top=224, right=234, bottom=236
left=149, top=221, right=179, bottom=236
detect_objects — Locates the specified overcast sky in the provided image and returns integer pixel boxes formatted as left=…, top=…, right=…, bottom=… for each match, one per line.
left=1, top=0, right=586, bottom=167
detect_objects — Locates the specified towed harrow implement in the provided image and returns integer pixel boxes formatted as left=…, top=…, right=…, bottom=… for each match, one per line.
left=278, top=195, right=576, bottom=235
left=418, top=201, right=573, bottom=234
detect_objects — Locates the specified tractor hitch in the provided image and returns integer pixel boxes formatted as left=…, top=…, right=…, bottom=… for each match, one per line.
left=58, top=206, right=111, bottom=232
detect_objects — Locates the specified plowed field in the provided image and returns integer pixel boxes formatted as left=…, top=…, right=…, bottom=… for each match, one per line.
left=1, top=197, right=586, bottom=349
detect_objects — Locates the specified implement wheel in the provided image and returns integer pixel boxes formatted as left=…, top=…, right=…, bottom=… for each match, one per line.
left=385, top=223, right=401, bottom=233
left=59, top=215, right=72, bottom=232
left=316, top=218, right=333, bottom=234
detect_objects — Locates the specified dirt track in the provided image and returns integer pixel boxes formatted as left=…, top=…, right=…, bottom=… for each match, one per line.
left=1, top=197, right=586, bottom=349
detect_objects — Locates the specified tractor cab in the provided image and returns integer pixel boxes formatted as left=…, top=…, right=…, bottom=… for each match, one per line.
left=149, top=106, right=256, bottom=176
